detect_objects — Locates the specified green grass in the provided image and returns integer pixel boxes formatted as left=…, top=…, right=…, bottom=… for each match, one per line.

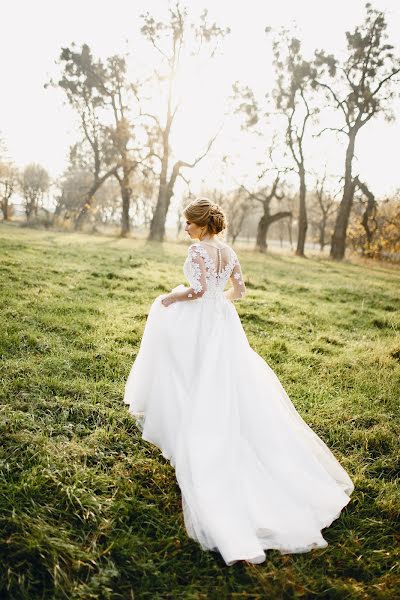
left=0, top=222, right=399, bottom=600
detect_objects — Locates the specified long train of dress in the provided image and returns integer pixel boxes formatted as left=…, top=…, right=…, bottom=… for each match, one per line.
left=124, top=245, right=353, bottom=565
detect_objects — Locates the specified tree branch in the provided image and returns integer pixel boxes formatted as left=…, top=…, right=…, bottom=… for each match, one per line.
left=173, top=127, right=221, bottom=171
left=314, top=126, right=348, bottom=137
left=240, top=184, right=266, bottom=204
left=371, top=67, right=400, bottom=97
left=313, top=80, right=349, bottom=124
left=140, top=111, right=163, bottom=132
left=149, top=36, right=171, bottom=64
left=269, top=210, right=292, bottom=224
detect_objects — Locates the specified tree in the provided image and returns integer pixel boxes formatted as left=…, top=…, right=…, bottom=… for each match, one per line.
left=20, top=164, right=50, bottom=219
left=49, top=44, right=119, bottom=229
left=222, top=188, right=255, bottom=245
left=269, top=29, right=316, bottom=256
left=54, top=161, right=94, bottom=223
left=0, top=162, right=19, bottom=221
left=314, top=3, right=400, bottom=259
left=223, top=107, right=293, bottom=252
left=241, top=174, right=291, bottom=253
left=233, top=30, right=315, bottom=256
left=90, top=178, right=121, bottom=229
left=353, top=176, right=378, bottom=256
left=141, top=3, right=229, bottom=241
left=311, top=173, right=338, bottom=251
left=348, top=194, right=400, bottom=260
left=130, top=171, right=158, bottom=230
left=94, top=54, right=146, bottom=236
left=374, top=198, right=400, bottom=259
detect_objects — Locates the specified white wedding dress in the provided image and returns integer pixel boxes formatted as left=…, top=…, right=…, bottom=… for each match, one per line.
left=123, top=241, right=354, bottom=566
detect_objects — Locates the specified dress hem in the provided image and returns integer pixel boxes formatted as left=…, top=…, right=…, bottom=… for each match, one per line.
left=126, top=412, right=353, bottom=567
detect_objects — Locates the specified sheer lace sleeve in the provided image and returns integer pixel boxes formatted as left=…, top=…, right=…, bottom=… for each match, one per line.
left=174, top=244, right=208, bottom=301
left=187, top=245, right=207, bottom=297
left=224, top=251, right=246, bottom=301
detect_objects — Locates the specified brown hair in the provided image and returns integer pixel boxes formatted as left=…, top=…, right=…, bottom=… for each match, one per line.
left=183, top=197, right=227, bottom=238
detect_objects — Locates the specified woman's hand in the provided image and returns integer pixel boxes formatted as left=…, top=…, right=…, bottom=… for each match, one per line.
left=161, top=293, right=177, bottom=307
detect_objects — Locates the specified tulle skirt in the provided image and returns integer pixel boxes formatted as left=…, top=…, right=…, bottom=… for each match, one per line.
left=124, top=285, right=354, bottom=565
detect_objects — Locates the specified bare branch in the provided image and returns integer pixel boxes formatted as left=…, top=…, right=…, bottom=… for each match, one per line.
left=299, top=88, right=311, bottom=143
left=149, top=36, right=171, bottom=64
left=240, top=184, right=266, bottom=204
left=140, top=111, right=163, bottom=132
left=269, top=210, right=292, bottom=224
left=371, top=67, right=400, bottom=97
left=178, top=172, right=191, bottom=186
left=314, top=126, right=348, bottom=138
left=174, top=126, right=221, bottom=171
left=313, top=80, right=349, bottom=124
left=170, top=101, right=181, bottom=127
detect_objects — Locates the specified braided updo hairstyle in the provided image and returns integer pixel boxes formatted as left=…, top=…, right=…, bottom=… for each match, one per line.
left=183, top=197, right=227, bottom=239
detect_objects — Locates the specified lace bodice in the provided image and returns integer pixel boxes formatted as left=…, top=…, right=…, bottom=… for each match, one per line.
left=182, top=242, right=245, bottom=301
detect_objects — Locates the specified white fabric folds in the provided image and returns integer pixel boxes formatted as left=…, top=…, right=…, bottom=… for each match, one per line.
left=124, top=243, right=354, bottom=566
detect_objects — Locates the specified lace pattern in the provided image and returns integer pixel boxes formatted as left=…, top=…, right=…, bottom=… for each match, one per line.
left=188, top=249, right=203, bottom=294
left=230, top=255, right=246, bottom=299
left=183, top=243, right=245, bottom=301
left=186, top=245, right=208, bottom=296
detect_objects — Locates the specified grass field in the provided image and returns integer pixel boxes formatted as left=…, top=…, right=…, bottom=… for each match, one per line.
left=0, top=223, right=399, bottom=600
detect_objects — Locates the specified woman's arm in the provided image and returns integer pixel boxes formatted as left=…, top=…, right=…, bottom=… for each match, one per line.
left=224, top=255, right=246, bottom=301
left=162, top=247, right=207, bottom=307
left=162, top=285, right=205, bottom=306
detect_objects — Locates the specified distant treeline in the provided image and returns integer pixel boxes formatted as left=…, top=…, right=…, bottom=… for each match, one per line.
left=1, top=2, right=399, bottom=261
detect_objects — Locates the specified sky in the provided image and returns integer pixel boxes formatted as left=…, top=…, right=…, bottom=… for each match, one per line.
left=1, top=0, right=400, bottom=200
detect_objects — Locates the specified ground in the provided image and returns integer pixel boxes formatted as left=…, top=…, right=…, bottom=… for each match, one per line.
left=0, top=223, right=399, bottom=600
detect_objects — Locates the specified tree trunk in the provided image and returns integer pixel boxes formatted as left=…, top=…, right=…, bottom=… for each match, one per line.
left=120, top=175, right=132, bottom=238
left=256, top=208, right=292, bottom=253
left=25, top=199, right=35, bottom=220
left=148, top=145, right=169, bottom=242
left=288, top=215, right=293, bottom=249
left=319, top=213, right=327, bottom=251
left=295, top=165, right=307, bottom=256
left=148, top=185, right=170, bottom=242
left=330, top=132, right=356, bottom=260
left=256, top=215, right=269, bottom=253
left=1, top=199, right=9, bottom=220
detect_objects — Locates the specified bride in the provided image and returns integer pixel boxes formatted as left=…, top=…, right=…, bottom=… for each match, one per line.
left=123, top=197, right=354, bottom=566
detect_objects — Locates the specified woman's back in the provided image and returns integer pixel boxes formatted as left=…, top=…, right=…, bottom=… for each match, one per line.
left=185, top=241, right=246, bottom=300
left=196, top=241, right=232, bottom=273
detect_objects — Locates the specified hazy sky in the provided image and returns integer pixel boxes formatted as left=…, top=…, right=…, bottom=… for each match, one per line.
left=1, top=0, right=400, bottom=198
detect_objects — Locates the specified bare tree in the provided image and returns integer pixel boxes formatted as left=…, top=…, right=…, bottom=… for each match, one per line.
left=268, top=29, right=317, bottom=256
left=0, top=162, right=19, bottom=221
left=272, top=192, right=295, bottom=249
left=233, top=29, right=315, bottom=256
left=91, top=178, right=121, bottom=229
left=242, top=173, right=291, bottom=253
left=20, top=164, right=50, bottom=220
left=222, top=188, right=255, bottom=245
left=141, top=4, right=229, bottom=241
left=313, top=173, right=338, bottom=251
left=129, top=171, right=158, bottom=230
left=314, top=3, right=400, bottom=259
